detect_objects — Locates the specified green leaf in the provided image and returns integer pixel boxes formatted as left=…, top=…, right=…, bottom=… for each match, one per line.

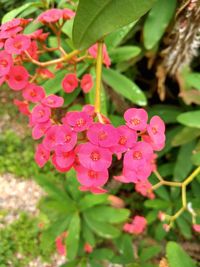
left=173, top=141, right=196, bottom=181
left=2, top=2, right=35, bottom=23
left=185, top=72, right=200, bottom=90
left=192, top=152, right=200, bottom=166
left=143, top=0, right=176, bottom=50
left=103, top=68, right=147, bottom=106
left=84, top=214, right=120, bottom=239
left=66, top=213, right=81, bottom=261
left=79, top=194, right=108, bottom=211
left=82, top=221, right=96, bottom=246
left=115, top=234, right=134, bottom=263
left=148, top=105, right=182, bottom=124
left=177, top=110, right=200, bottom=128
left=166, top=242, right=196, bottom=267
left=109, top=46, right=141, bottom=63
left=144, top=199, right=169, bottom=210
left=140, top=245, right=161, bottom=262
left=84, top=206, right=130, bottom=223
left=172, top=127, right=200, bottom=147
left=73, top=0, right=156, bottom=49
left=176, top=217, right=192, bottom=239
left=90, top=248, right=114, bottom=260
left=42, top=69, right=67, bottom=95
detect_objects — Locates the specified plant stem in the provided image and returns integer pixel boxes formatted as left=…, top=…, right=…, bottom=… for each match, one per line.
left=94, top=41, right=104, bottom=113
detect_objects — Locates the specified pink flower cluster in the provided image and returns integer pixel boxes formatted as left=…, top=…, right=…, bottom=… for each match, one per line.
left=37, top=8, right=75, bottom=23
left=62, top=73, right=93, bottom=93
left=123, top=215, right=147, bottom=235
left=55, top=232, right=67, bottom=256
left=31, top=106, right=165, bottom=194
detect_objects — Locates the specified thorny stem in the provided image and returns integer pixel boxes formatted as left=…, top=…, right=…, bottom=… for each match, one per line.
left=152, top=166, right=200, bottom=227
left=24, top=49, right=80, bottom=67
left=94, top=41, right=104, bottom=114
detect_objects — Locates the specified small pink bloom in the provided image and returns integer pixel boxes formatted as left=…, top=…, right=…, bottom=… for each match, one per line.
left=123, top=141, right=153, bottom=170
left=77, top=165, right=108, bottom=187
left=62, top=73, right=79, bottom=93
left=25, top=41, right=38, bottom=60
left=54, top=148, right=75, bottom=170
left=112, top=125, right=137, bottom=153
left=63, top=111, right=92, bottom=132
left=31, top=104, right=51, bottom=124
left=193, top=224, right=200, bottom=233
left=163, top=224, right=170, bottom=232
left=87, top=122, right=119, bottom=148
left=37, top=9, right=63, bottom=23
left=77, top=142, right=112, bottom=171
left=14, top=99, right=30, bottom=116
left=41, top=95, right=64, bottom=108
left=124, top=108, right=148, bottom=131
left=42, top=125, right=62, bottom=151
left=124, top=216, right=147, bottom=235
left=52, top=153, right=72, bottom=172
left=135, top=180, right=155, bottom=199
left=36, top=68, right=55, bottom=79
left=5, top=34, right=31, bottom=55
left=88, top=43, right=111, bottom=68
left=123, top=164, right=152, bottom=183
left=62, top=9, right=75, bottom=20
left=147, top=116, right=166, bottom=151
left=54, top=125, right=77, bottom=152
left=84, top=243, right=93, bottom=254
left=56, top=232, right=67, bottom=256
left=0, top=50, right=13, bottom=76
left=0, top=18, right=23, bottom=39
left=7, top=65, right=29, bottom=91
left=158, top=211, right=166, bottom=222
left=23, top=83, right=45, bottom=103
left=35, top=143, right=50, bottom=167
left=80, top=74, right=93, bottom=93
left=32, top=120, right=51, bottom=140
left=82, top=104, right=95, bottom=117
left=79, top=185, right=107, bottom=194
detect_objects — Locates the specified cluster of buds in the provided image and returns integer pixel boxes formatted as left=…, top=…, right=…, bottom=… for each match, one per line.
left=123, top=215, right=147, bottom=235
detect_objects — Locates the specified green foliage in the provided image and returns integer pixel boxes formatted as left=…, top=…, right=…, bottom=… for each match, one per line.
left=177, top=110, right=200, bottom=128
left=73, top=0, right=156, bottom=49
left=166, top=242, right=197, bottom=267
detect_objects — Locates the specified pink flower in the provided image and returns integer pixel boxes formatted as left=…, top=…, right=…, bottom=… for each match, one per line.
left=193, top=224, right=200, bottom=233
left=0, top=50, right=13, bottom=76
left=123, top=141, right=153, bottom=170
left=23, top=83, right=45, bottom=103
left=54, top=148, right=75, bottom=170
left=113, top=125, right=137, bottom=153
left=54, top=125, right=77, bottom=152
left=77, top=142, right=112, bottom=171
left=124, top=108, right=148, bottom=131
left=87, top=123, right=119, bottom=148
left=62, top=9, right=75, bottom=20
left=84, top=243, right=93, bottom=254
left=135, top=180, right=155, bottom=199
left=56, top=232, right=67, bottom=256
left=7, top=65, right=29, bottom=91
left=88, top=43, right=111, bottom=68
left=77, top=165, right=108, bottom=187
left=41, top=95, right=64, bottom=108
left=52, top=153, right=72, bottom=172
left=123, top=216, right=147, bottom=235
left=35, top=143, right=50, bottom=167
left=147, top=116, right=165, bottom=151
left=5, top=34, right=31, bottom=55
left=62, top=73, right=79, bottom=93
left=158, top=211, right=166, bottom=222
left=42, top=125, right=62, bottom=151
left=31, top=104, right=51, bottom=124
left=32, top=120, right=51, bottom=140
left=25, top=41, right=38, bottom=60
left=36, top=68, right=55, bottom=79
left=63, top=111, right=92, bottom=132
left=82, top=104, right=95, bottom=117
left=79, top=185, right=107, bottom=194
left=80, top=74, right=93, bottom=93
left=0, top=18, right=23, bottom=39
left=37, top=9, right=63, bottom=23
left=123, top=164, right=152, bottom=183
left=14, top=99, right=30, bottom=116
left=163, top=224, right=170, bottom=232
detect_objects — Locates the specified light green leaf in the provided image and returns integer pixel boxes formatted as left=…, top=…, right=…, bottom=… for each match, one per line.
left=140, top=246, right=161, bottom=262
left=2, top=2, right=35, bottom=23
left=103, top=67, right=147, bottom=106
left=144, top=199, right=169, bottom=210
left=143, top=0, right=176, bottom=50
left=66, top=213, right=81, bottom=261
left=177, top=111, right=200, bottom=128
left=109, top=46, right=141, bottom=63
left=172, top=127, right=200, bottom=147
left=84, top=206, right=130, bottom=223
left=192, top=152, right=200, bottom=166
left=84, top=214, right=120, bottom=239
left=73, top=0, right=156, bottom=49
left=185, top=72, right=200, bottom=90
left=79, top=194, right=108, bottom=211
left=166, top=242, right=196, bottom=267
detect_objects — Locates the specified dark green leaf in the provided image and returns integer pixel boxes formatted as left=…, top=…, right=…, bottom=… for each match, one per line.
left=103, top=68, right=147, bottom=106
left=177, top=111, right=200, bottom=128
left=140, top=245, right=161, bottom=262
left=144, top=199, right=169, bottom=210
left=143, top=0, right=176, bottom=49
left=73, top=0, right=156, bottom=49
left=109, top=46, right=141, bottom=63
